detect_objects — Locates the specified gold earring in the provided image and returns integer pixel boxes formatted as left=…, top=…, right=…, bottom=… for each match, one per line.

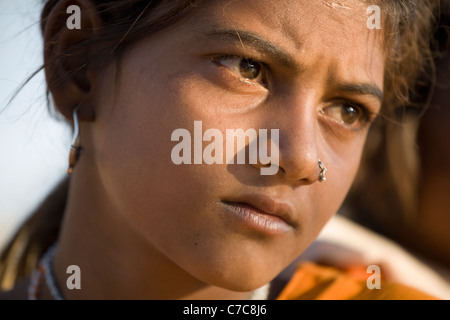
left=67, top=108, right=82, bottom=174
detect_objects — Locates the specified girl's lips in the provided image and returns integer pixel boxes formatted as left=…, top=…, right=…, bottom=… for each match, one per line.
left=219, top=200, right=295, bottom=236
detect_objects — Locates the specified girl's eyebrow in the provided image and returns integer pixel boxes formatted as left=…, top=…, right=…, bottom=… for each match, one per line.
left=204, top=28, right=305, bottom=74
left=203, top=28, right=384, bottom=102
left=337, top=83, right=384, bottom=102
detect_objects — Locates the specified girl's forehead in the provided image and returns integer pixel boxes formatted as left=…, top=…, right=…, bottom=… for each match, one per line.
left=182, top=0, right=384, bottom=84
left=199, top=0, right=370, bottom=23
left=190, top=0, right=379, bottom=47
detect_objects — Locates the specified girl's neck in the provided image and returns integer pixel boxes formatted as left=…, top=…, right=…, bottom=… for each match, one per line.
left=52, top=168, right=257, bottom=300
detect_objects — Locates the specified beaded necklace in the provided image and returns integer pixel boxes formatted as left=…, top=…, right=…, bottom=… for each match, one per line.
left=27, top=244, right=64, bottom=300
left=27, top=243, right=270, bottom=300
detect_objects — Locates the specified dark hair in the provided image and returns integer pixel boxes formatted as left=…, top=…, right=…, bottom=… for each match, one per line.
left=0, top=0, right=441, bottom=290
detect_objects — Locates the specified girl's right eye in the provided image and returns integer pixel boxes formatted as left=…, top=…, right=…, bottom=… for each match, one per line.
left=211, top=55, right=268, bottom=88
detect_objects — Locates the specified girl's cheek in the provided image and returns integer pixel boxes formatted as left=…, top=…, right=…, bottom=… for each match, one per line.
left=165, top=71, right=269, bottom=117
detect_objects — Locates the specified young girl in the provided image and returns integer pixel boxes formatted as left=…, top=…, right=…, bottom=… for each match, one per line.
left=0, top=0, right=440, bottom=299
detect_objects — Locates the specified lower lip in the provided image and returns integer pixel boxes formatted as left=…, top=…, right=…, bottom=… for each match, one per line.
left=219, top=201, right=293, bottom=236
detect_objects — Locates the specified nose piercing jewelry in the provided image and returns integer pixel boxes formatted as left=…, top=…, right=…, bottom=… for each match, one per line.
left=318, top=159, right=327, bottom=182
left=67, top=108, right=83, bottom=174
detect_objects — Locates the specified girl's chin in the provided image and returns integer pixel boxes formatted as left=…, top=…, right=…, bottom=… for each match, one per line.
left=184, top=258, right=283, bottom=293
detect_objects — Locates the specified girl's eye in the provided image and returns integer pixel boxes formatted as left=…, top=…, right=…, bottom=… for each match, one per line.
left=211, top=56, right=267, bottom=87
left=238, top=58, right=262, bottom=80
left=323, top=102, right=369, bottom=128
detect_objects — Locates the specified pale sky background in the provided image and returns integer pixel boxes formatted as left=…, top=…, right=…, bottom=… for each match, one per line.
left=0, top=1, right=71, bottom=250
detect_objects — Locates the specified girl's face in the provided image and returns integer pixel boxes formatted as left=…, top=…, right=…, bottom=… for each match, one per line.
left=87, top=0, right=384, bottom=291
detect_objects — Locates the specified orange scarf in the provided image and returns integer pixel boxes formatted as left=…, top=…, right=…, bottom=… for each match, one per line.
left=277, top=262, right=437, bottom=300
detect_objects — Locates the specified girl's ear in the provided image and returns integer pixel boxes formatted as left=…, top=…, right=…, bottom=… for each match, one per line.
left=42, top=0, right=103, bottom=122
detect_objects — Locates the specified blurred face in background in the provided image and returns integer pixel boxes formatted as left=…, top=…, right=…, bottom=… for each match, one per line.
left=416, top=54, right=450, bottom=266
